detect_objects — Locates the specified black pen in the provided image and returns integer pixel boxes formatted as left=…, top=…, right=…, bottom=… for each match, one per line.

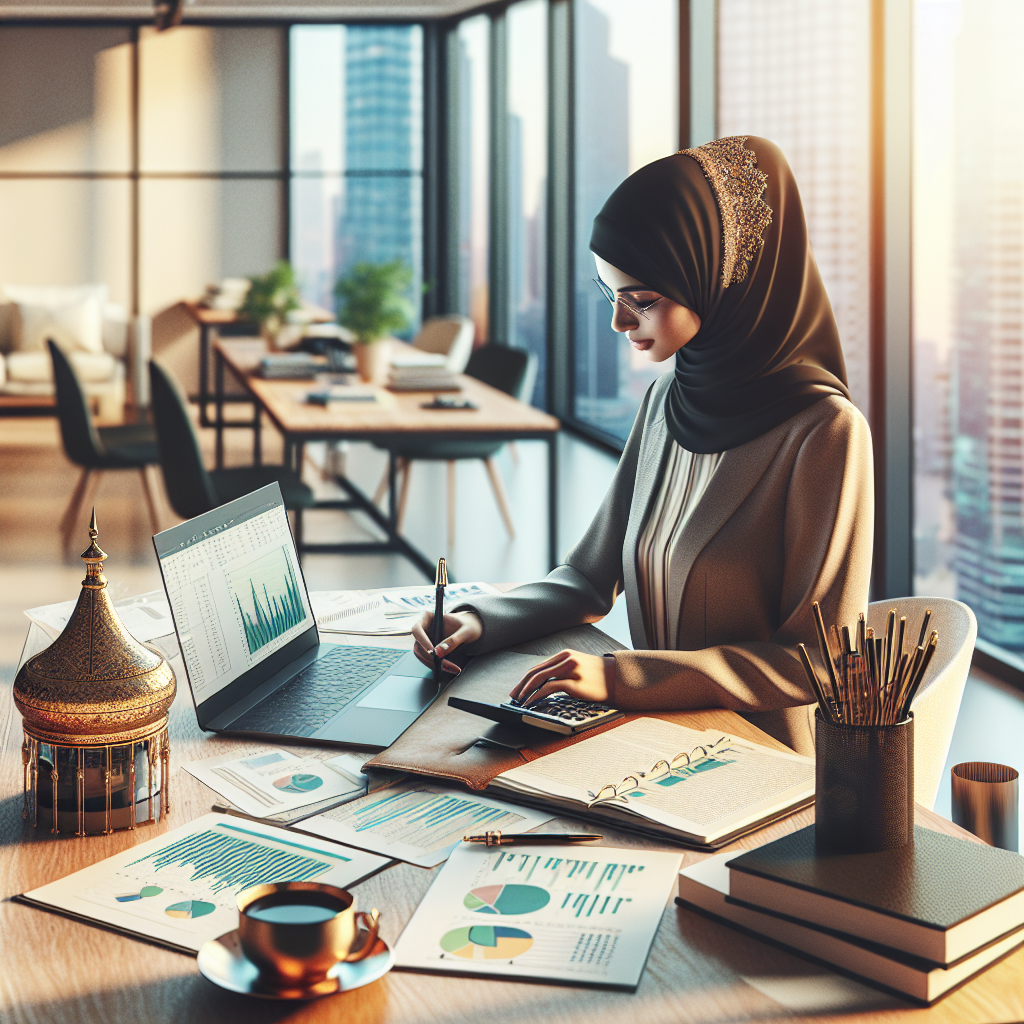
left=432, top=557, right=447, bottom=686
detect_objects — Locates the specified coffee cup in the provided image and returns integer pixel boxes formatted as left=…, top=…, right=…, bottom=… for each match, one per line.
left=236, top=881, right=380, bottom=986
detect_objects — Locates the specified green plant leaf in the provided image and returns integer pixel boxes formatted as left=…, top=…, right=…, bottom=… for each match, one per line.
left=334, top=259, right=414, bottom=343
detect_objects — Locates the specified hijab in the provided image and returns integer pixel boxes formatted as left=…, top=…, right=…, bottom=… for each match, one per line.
left=589, top=136, right=850, bottom=454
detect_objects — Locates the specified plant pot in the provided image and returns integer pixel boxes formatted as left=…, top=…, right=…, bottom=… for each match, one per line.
left=354, top=342, right=388, bottom=384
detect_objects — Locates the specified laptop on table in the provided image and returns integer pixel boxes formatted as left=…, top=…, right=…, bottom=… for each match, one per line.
left=153, top=482, right=437, bottom=749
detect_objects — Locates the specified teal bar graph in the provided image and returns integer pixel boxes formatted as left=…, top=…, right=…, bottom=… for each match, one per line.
left=126, top=826, right=332, bottom=893
left=228, top=546, right=306, bottom=655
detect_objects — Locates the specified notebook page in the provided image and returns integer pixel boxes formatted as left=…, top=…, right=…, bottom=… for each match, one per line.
left=495, top=717, right=813, bottom=843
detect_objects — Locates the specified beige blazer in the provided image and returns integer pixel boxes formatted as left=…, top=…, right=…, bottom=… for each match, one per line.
left=458, top=373, right=874, bottom=755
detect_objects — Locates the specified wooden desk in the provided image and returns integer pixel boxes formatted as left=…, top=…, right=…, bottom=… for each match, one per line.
left=182, top=302, right=333, bottom=429
left=214, top=339, right=562, bottom=578
left=2, top=619, right=1022, bottom=1024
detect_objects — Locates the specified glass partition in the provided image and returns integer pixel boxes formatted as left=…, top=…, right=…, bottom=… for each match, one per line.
left=456, top=15, right=490, bottom=343
left=913, top=0, right=1024, bottom=658
left=507, top=0, right=548, bottom=405
left=572, top=0, right=678, bottom=443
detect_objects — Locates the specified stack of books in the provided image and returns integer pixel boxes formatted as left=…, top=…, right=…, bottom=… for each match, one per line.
left=386, top=365, right=461, bottom=392
left=677, top=824, right=1024, bottom=1004
left=259, top=353, right=323, bottom=379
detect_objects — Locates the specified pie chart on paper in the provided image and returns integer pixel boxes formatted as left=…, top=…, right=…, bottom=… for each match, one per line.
left=272, top=773, right=324, bottom=794
left=440, top=925, right=534, bottom=960
left=463, top=884, right=550, bottom=915
left=164, top=900, right=216, bottom=919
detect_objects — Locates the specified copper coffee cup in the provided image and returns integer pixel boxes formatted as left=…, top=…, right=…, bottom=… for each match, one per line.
left=236, top=881, right=380, bottom=986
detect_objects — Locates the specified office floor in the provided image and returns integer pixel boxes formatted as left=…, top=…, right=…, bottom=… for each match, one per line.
left=1, top=409, right=1019, bottom=840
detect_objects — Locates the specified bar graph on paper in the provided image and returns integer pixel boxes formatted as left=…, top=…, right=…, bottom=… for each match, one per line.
left=326, top=786, right=533, bottom=853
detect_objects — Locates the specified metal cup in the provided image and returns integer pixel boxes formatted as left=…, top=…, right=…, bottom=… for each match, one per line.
left=951, top=762, right=1019, bottom=852
left=236, top=881, right=380, bottom=988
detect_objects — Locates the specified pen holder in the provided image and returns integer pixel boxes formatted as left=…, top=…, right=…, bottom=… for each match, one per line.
left=814, top=710, right=914, bottom=853
left=951, top=762, right=1019, bottom=852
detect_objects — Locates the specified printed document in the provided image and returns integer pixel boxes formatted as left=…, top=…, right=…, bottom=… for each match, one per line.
left=19, top=813, right=388, bottom=954
left=394, top=842, right=681, bottom=988
left=300, top=780, right=554, bottom=867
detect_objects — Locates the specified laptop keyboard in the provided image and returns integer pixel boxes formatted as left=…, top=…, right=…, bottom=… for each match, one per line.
left=230, top=646, right=408, bottom=738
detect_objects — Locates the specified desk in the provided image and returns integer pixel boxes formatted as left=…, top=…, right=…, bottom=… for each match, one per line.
left=214, top=339, right=562, bottom=579
left=182, top=303, right=334, bottom=429
left=2, top=619, right=1022, bottom=1024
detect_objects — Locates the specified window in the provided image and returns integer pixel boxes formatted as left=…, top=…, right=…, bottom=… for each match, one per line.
left=290, top=25, right=424, bottom=332
left=572, top=0, right=679, bottom=443
left=507, top=0, right=548, bottom=406
left=913, top=0, right=1024, bottom=657
left=455, top=15, right=490, bottom=343
left=717, top=0, right=872, bottom=419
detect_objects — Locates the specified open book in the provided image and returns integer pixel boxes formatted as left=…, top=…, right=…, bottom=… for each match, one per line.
left=489, top=717, right=814, bottom=848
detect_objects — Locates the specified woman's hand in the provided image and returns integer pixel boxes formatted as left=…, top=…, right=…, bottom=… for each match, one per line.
left=411, top=610, right=483, bottom=675
left=508, top=649, right=612, bottom=705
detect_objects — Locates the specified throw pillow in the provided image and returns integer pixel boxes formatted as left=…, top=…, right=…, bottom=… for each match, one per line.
left=14, top=296, right=104, bottom=354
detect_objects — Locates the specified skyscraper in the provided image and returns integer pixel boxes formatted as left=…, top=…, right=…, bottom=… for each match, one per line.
left=336, top=26, right=423, bottom=332
left=950, top=1, right=1024, bottom=651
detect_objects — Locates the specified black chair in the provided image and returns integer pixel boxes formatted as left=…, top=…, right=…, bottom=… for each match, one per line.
left=373, top=344, right=538, bottom=545
left=48, top=340, right=161, bottom=553
left=148, top=360, right=315, bottom=549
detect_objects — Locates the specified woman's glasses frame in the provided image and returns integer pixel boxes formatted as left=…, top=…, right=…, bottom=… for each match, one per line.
left=592, top=278, right=662, bottom=322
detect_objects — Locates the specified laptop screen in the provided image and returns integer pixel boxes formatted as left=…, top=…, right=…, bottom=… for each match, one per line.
left=153, top=483, right=314, bottom=706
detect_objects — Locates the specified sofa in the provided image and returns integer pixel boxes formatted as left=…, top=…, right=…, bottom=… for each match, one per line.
left=0, top=285, right=147, bottom=421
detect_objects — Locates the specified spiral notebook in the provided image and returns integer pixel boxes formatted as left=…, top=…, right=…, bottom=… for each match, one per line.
left=488, top=717, right=815, bottom=847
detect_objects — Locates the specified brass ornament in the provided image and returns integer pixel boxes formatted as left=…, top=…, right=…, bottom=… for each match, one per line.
left=14, top=511, right=176, bottom=835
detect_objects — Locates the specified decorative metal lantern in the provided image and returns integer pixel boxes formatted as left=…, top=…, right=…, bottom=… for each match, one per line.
left=14, top=513, right=176, bottom=835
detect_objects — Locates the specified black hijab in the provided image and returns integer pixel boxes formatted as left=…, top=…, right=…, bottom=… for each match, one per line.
left=590, top=136, right=849, bottom=454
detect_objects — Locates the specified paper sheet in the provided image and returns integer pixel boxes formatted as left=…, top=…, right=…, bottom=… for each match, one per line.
left=393, top=842, right=682, bottom=988
left=183, top=747, right=368, bottom=820
left=20, top=813, right=389, bottom=954
left=25, top=589, right=173, bottom=642
left=310, top=583, right=500, bottom=636
left=299, top=780, right=555, bottom=867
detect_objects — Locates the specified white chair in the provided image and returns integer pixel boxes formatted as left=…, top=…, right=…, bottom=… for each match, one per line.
left=411, top=315, right=474, bottom=372
left=866, top=596, right=977, bottom=811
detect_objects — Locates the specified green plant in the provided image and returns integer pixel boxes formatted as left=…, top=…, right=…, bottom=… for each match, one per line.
left=239, top=260, right=302, bottom=333
left=333, top=260, right=414, bottom=344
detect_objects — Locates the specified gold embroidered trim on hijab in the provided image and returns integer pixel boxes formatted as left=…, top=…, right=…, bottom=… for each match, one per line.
left=679, top=136, right=772, bottom=287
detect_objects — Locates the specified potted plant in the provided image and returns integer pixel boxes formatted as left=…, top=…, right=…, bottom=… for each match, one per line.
left=239, top=261, right=304, bottom=349
left=333, top=260, right=413, bottom=383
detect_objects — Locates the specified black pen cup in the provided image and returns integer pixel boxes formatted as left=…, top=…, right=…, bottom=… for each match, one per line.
left=814, top=710, right=914, bottom=853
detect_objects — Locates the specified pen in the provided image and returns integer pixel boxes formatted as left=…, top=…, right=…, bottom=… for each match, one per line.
left=463, top=831, right=603, bottom=846
left=432, top=557, right=447, bottom=686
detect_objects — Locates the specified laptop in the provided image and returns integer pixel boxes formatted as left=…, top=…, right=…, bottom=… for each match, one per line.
left=153, top=482, right=437, bottom=749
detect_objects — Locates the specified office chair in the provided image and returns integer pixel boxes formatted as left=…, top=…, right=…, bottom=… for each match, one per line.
left=48, top=339, right=161, bottom=554
left=372, top=344, right=538, bottom=547
left=866, top=596, right=977, bottom=810
left=411, top=315, right=474, bottom=372
left=148, top=360, right=315, bottom=549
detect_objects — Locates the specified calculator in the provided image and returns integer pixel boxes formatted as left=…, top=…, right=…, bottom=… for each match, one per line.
left=448, top=693, right=623, bottom=735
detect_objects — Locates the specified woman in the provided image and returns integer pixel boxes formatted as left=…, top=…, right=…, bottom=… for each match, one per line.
left=412, top=136, right=872, bottom=756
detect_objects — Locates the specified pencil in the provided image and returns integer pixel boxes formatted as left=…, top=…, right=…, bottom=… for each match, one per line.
left=432, top=557, right=447, bottom=686
left=798, top=642, right=835, bottom=723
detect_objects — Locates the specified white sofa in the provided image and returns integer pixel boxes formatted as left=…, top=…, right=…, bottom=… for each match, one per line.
left=0, top=285, right=146, bottom=421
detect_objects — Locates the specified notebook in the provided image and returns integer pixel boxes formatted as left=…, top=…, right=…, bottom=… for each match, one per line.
left=726, top=825, right=1024, bottom=965
left=677, top=852, right=1024, bottom=1004
left=488, top=716, right=815, bottom=847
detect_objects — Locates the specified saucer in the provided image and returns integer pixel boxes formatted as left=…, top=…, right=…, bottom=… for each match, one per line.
left=197, top=930, right=394, bottom=1000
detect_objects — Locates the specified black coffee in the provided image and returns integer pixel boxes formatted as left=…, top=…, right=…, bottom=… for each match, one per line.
left=245, top=891, right=347, bottom=925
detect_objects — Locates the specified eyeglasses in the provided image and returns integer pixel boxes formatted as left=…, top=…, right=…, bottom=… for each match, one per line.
left=586, top=736, right=734, bottom=807
left=592, top=278, right=662, bottom=321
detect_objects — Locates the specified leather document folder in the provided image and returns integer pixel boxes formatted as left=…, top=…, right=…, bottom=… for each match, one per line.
left=363, top=624, right=813, bottom=848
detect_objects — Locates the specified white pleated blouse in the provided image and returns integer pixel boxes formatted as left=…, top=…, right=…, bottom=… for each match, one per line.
left=636, top=441, right=723, bottom=650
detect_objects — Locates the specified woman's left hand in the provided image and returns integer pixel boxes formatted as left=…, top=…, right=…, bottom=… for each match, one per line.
left=508, top=649, right=612, bottom=706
